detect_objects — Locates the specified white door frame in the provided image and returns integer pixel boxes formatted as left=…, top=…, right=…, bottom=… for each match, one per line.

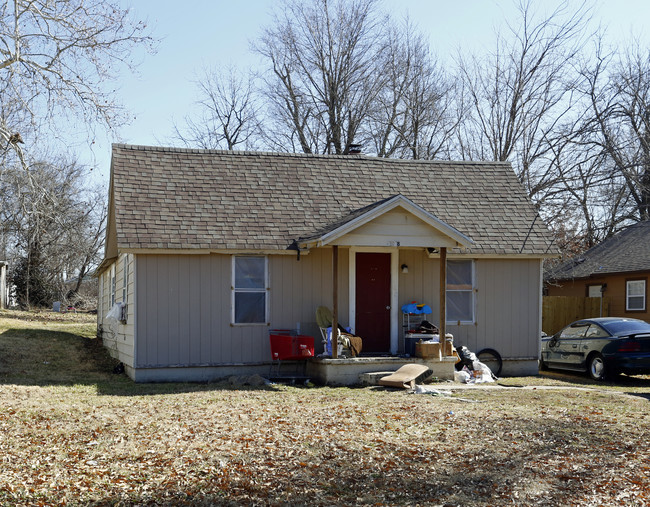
left=348, top=246, right=399, bottom=354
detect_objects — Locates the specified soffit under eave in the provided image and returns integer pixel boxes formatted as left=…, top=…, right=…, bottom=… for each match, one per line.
left=100, top=156, right=118, bottom=272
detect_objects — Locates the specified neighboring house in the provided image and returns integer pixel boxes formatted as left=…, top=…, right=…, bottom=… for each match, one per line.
left=64, top=271, right=98, bottom=308
left=0, top=261, right=7, bottom=309
left=96, top=144, right=556, bottom=382
left=546, top=221, right=650, bottom=322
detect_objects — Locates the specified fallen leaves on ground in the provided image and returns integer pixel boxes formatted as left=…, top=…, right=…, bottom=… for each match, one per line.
left=0, top=310, right=649, bottom=505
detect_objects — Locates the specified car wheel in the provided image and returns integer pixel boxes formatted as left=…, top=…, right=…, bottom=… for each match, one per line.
left=587, top=353, right=606, bottom=381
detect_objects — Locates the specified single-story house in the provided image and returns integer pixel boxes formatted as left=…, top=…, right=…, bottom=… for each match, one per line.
left=96, top=144, right=556, bottom=383
left=546, top=221, right=650, bottom=322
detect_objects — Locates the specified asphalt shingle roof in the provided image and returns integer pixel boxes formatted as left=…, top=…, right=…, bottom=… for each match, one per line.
left=108, top=144, right=556, bottom=256
left=547, top=221, right=650, bottom=280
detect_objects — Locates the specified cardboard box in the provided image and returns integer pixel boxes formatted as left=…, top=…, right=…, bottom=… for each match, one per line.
left=443, top=337, right=454, bottom=357
left=415, top=341, right=441, bottom=360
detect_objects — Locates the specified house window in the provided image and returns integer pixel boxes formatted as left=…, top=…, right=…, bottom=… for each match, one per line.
left=626, top=280, right=646, bottom=311
left=587, top=284, right=602, bottom=298
left=232, top=256, right=268, bottom=324
left=122, top=255, right=130, bottom=303
left=446, top=260, right=475, bottom=324
left=110, top=265, right=116, bottom=307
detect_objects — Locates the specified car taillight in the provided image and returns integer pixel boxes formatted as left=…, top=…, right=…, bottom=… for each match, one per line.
left=618, top=340, right=641, bottom=352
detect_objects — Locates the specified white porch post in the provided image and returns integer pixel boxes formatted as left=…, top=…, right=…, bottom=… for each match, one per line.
left=439, top=247, right=447, bottom=347
left=332, top=245, right=339, bottom=359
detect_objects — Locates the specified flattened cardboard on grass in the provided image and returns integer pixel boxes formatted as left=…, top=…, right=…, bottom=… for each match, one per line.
left=378, top=364, right=433, bottom=389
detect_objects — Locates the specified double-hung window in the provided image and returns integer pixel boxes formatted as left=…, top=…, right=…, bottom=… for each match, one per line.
left=626, top=279, right=646, bottom=311
left=122, top=254, right=130, bottom=304
left=232, top=256, right=268, bottom=324
left=446, top=260, right=475, bottom=324
left=110, top=265, right=116, bottom=307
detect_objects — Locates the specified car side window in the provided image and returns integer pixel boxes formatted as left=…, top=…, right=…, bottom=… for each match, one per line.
left=585, top=324, right=610, bottom=338
left=560, top=325, right=588, bottom=339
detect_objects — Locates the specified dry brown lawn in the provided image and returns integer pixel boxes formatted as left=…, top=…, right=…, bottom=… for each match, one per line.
left=1, top=309, right=649, bottom=506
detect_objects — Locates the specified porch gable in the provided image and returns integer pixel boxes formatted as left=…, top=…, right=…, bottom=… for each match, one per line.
left=298, top=195, right=474, bottom=250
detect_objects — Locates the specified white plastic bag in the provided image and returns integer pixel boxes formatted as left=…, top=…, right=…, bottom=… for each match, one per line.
left=454, top=370, right=470, bottom=383
left=471, top=360, right=495, bottom=383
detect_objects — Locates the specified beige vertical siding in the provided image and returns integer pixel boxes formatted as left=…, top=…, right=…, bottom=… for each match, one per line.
left=135, top=249, right=345, bottom=367
left=98, top=254, right=135, bottom=366
left=475, top=258, right=541, bottom=358
left=398, top=251, right=541, bottom=358
left=131, top=249, right=540, bottom=368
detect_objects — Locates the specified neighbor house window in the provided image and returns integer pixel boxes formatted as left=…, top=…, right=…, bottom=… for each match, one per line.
left=626, top=279, right=646, bottom=311
left=232, top=256, right=268, bottom=324
left=587, top=284, right=603, bottom=298
left=446, top=260, right=475, bottom=324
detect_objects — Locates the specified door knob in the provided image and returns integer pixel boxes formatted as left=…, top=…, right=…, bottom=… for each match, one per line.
left=386, top=306, right=391, bottom=310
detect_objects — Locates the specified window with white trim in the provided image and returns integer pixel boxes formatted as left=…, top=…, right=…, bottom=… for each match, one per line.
left=626, top=280, right=646, bottom=311
left=446, top=260, right=475, bottom=324
left=587, top=284, right=602, bottom=298
left=232, top=256, right=268, bottom=324
left=110, top=264, right=116, bottom=307
left=122, top=254, right=130, bottom=303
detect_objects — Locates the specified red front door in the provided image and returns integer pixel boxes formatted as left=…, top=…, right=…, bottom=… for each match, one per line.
left=355, top=252, right=391, bottom=353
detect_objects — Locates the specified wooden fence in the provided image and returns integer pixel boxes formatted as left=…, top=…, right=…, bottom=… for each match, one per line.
left=542, top=296, right=610, bottom=336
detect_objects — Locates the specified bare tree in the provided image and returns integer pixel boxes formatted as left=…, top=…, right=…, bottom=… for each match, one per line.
left=0, top=0, right=154, bottom=165
left=579, top=40, right=650, bottom=222
left=173, top=65, right=260, bottom=150
left=456, top=0, right=591, bottom=205
left=0, top=1, right=151, bottom=304
left=254, top=0, right=387, bottom=154
left=365, top=20, right=459, bottom=159
left=2, top=157, right=105, bottom=308
left=546, top=129, right=630, bottom=248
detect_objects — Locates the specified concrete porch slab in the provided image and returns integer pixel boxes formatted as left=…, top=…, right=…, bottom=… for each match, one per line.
left=306, top=355, right=457, bottom=386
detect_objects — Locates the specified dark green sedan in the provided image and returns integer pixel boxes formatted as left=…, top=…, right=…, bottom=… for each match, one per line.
left=540, top=317, right=650, bottom=380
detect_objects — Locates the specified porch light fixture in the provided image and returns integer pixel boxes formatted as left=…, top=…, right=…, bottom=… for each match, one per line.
left=401, top=264, right=409, bottom=274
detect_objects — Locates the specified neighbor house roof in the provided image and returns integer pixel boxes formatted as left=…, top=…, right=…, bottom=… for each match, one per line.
left=104, top=144, right=556, bottom=262
left=547, top=221, right=650, bottom=281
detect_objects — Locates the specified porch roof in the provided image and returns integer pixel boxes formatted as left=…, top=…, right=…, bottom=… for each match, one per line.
left=297, top=194, right=474, bottom=249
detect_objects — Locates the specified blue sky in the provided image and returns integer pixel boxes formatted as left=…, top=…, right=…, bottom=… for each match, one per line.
left=81, top=0, right=650, bottom=185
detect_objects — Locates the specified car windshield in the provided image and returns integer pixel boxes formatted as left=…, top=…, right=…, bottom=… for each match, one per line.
left=602, top=320, right=650, bottom=336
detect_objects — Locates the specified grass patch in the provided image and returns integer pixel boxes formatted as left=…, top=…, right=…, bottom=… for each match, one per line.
left=0, top=309, right=649, bottom=505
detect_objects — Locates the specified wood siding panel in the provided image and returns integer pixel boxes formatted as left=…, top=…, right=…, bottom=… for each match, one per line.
left=135, top=251, right=340, bottom=367
left=474, top=259, right=540, bottom=358
left=398, top=249, right=439, bottom=318
left=97, top=254, right=135, bottom=367
left=269, top=248, right=348, bottom=352
left=132, top=251, right=541, bottom=367
left=199, top=255, right=212, bottom=363
left=398, top=254, right=540, bottom=358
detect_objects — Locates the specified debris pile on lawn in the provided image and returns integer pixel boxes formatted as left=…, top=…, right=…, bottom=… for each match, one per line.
left=454, top=345, right=497, bottom=384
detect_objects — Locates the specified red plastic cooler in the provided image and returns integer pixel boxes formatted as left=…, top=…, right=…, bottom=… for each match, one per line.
left=269, top=330, right=315, bottom=361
